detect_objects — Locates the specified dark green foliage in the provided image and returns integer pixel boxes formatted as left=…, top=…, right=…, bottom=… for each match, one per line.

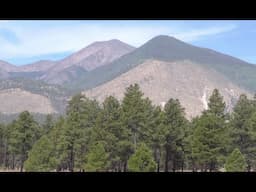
left=191, top=89, right=229, bottom=171
left=84, top=142, right=110, bottom=172
left=42, top=114, right=54, bottom=135
left=208, top=89, right=226, bottom=118
left=231, top=94, right=256, bottom=171
left=128, top=143, right=156, bottom=172
left=225, top=148, right=247, bottom=172
left=91, top=96, right=125, bottom=171
left=58, top=94, right=101, bottom=171
left=8, top=111, right=40, bottom=171
left=163, top=98, right=187, bottom=172
left=2, top=84, right=256, bottom=172
left=24, top=135, right=57, bottom=171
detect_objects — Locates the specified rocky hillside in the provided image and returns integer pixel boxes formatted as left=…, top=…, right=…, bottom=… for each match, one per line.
left=83, top=59, right=251, bottom=118
left=0, top=88, right=56, bottom=114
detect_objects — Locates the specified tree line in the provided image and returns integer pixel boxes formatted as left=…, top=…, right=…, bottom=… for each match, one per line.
left=0, top=83, right=255, bottom=172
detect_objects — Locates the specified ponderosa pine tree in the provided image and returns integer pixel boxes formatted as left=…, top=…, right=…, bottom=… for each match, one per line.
left=143, top=106, right=166, bottom=172
left=231, top=94, right=256, bottom=171
left=128, top=143, right=156, bottom=172
left=24, top=116, right=66, bottom=172
left=42, top=114, right=54, bottom=135
left=59, top=94, right=101, bottom=172
left=90, top=96, right=125, bottom=171
left=24, top=135, right=57, bottom=171
left=225, top=148, right=247, bottom=172
left=84, top=142, right=110, bottom=172
left=8, top=111, right=40, bottom=171
left=208, top=89, right=226, bottom=118
left=121, top=84, right=152, bottom=171
left=191, top=89, right=229, bottom=171
left=163, top=98, right=187, bottom=172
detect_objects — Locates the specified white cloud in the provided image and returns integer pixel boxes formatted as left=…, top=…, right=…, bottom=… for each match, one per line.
left=0, top=22, right=237, bottom=62
left=171, top=25, right=237, bottom=42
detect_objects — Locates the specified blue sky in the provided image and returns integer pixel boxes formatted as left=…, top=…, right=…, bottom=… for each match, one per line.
left=0, top=20, right=255, bottom=65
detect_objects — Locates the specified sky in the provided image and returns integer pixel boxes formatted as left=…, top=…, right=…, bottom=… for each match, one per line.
left=0, top=20, right=255, bottom=66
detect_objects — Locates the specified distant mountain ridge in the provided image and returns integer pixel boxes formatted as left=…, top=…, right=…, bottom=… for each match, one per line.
left=39, top=39, right=135, bottom=84
left=0, top=35, right=256, bottom=118
left=67, top=35, right=256, bottom=92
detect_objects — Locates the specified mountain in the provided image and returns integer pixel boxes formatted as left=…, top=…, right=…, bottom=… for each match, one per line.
left=83, top=59, right=251, bottom=118
left=70, top=35, right=256, bottom=93
left=8, top=60, right=57, bottom=80
left=40, top=39, right=135, bottom=84
left=0, top=39, right=135, bottom=116
left=16, top=60, right=57, bottom=72
left=0, top=60, right=18, bottom=72
left=0, top=35, right=255, bottom=118
left=0, top=88, right=56, bottom=114
left=0, top=78, right=70, bottom=115
left=80, top=35, right=256, bottom=117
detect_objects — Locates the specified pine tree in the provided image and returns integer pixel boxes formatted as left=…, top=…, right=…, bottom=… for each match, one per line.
left=42, top=114, right=54, bottom=135
left=225, top=148, right=247, bottom=172
left=90, top=96, right=124, bottom=171
left=24, top=116, right=66, bottom=171
left=84, top=142, right=110, bottom=172
left=128, top=143, right=156, bottom=172
left=231, top=94, right=256, bottom=171
left=208, top=89, right=226, bottom=118
left=58, top=94, right=101, bottom=172
left=163, top=98, right=187, bottom=172
left=8, top=111, right=40, bottom=171
left=120, top=84, right=152, bottom=171
left=143, top=106, right=166, bottom=172
left=191, top=89, right=229, bottom=171
left=24, top=135, right=57, bottom=171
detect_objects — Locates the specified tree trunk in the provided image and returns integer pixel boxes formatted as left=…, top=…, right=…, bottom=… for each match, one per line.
left=123, top=161, right=127, bottom=172
left=181, top=159, right=184, bottom=172
left=134, top=132, right=137, bottom=150
left=20, top=163, right=23, bottom=172
left=157, top=160, right=160, bottom=172
left=69, top=145, right=74, bottom=172
left=4, top=141, right=8, bottom=168
left=164, top=147, right=169, bottom=172
left=247, top=164, right=251, bottom=172
left=154, top=147, right=160, bottom=172
left=12, top=154, right=15, bottom=170
left=172, top=154, right=176, bottom=172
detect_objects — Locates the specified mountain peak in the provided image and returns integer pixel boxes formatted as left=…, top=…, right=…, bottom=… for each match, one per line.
left=90, top=39, right=133, bottom=47
left=146, top=35, right=188, bottom=46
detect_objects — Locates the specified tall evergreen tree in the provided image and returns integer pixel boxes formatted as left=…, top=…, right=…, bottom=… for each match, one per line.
left=163, top=98, right=187, bottom=172
left=225, top=148, right=247, bottom=172
left=91, top=96, right=125, bottom=171
left=231, top=94, right=256, bottom=171
left=191, top=89, right=229, bottom=171
left=84, top=142, right=110, bottom=172
left=8, top=111, right=40, bottom=171
left=208, top=89, right=226, bottom=118
left=120, top=84, right=152, bottom=171
left=128, top=143, right=156, bottom=172
left=59, top=94, right=101, bottom=172
left=24, top=116, right=66, bottom=172
left=24, top=135, right=57, bottom=171
left=42, top=114, right=54, bottom=135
